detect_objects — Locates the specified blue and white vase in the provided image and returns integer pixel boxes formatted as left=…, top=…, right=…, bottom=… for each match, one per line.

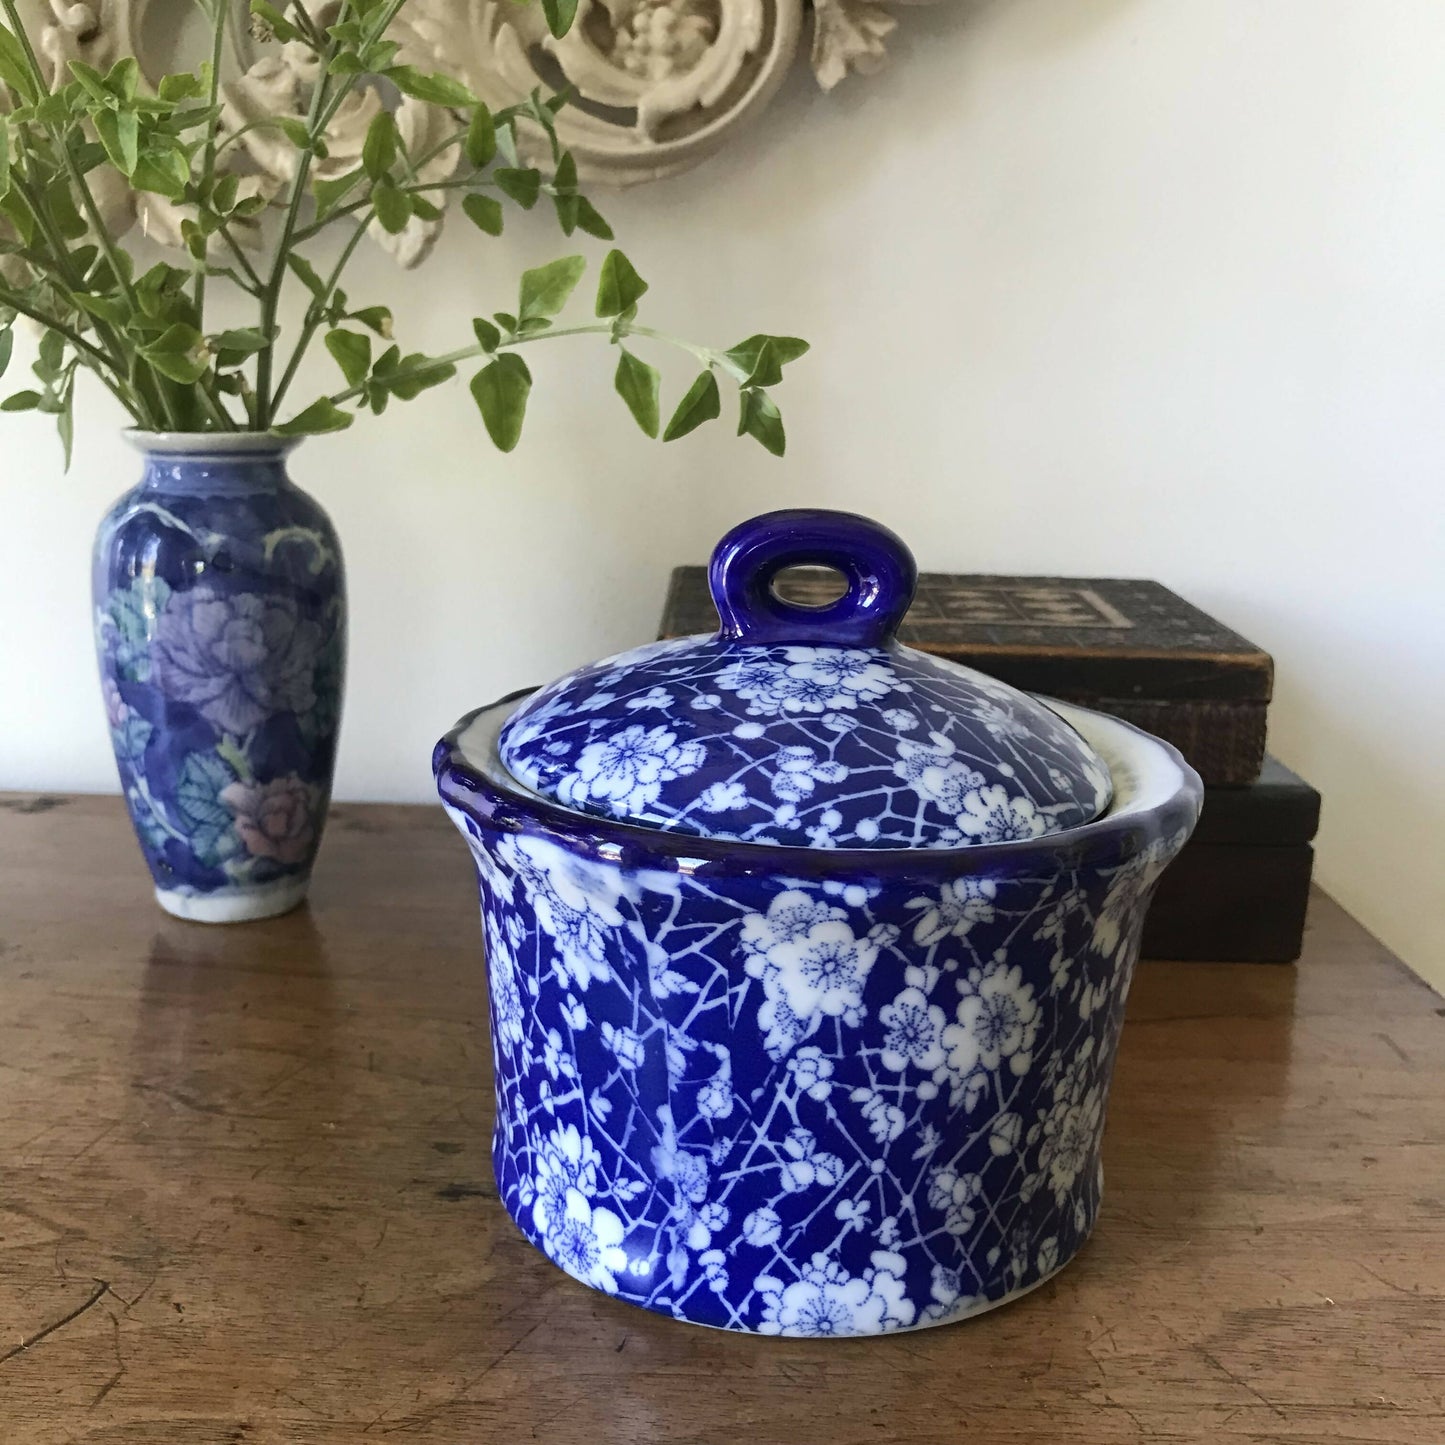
left=93, top=433, right=345, bottom=923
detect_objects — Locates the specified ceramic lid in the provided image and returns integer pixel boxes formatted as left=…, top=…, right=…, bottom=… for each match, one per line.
left=498, top=510, right=1114, bottom=850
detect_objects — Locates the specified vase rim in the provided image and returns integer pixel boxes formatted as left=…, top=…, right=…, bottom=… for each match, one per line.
left=126, top=429, right=302, bottom=459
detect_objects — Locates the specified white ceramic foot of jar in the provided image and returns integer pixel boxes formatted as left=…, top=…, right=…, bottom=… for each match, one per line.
left=155, top=875, right=310, bottom=924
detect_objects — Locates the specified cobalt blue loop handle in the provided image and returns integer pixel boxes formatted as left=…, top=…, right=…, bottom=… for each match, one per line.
left=709, top=508, right=918, bottom=648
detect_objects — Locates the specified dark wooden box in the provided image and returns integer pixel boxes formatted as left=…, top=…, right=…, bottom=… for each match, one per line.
left=659, top=567, right=1274, bottom=786
left=1143, top=756, right=1320, bottom=963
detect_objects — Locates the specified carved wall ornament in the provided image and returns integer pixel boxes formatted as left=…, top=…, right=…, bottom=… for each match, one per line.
left=20, top=0, right=939, bottom=268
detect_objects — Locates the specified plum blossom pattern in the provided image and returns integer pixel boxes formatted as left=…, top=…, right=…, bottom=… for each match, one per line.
left=499, top=634, right=1113, bottom=850
left=93, top=447, right=343, bottom=907
left=557, top=724, right=706, bottom=818
left=444, top=787, right=1197, bottom=1334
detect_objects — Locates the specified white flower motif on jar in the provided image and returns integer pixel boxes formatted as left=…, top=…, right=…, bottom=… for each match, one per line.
left=894, top=732, right=987, bottom=814
left=955, top=785, right=1048, bottom=844
left=741, top=890, right=898, bottom=1059
left=877, top=982, right=947, bottom=1073
left=559, top=723, right=706, bottom=817
left=942, top=954, right=1041, bottom=1080
left=908, top=877, right=998, bottom=946
left=754, top=1250, right=916, bottom=1337
left=769, top=745, right=848, bottom=802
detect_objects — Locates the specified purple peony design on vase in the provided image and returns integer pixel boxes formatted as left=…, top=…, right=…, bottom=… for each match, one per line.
left=93, top=436, right=345, bottom=923
left=152, top=589, right=322, bottom=737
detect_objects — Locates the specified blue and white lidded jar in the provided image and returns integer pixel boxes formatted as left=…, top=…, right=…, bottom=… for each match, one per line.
left=436, top=509, right=1201, bottom=1335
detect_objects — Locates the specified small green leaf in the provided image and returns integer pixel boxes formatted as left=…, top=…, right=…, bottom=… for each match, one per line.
left=275, top=397, right=354, bottom=436
left=465, top=104, right=496, bottom=168
left=0, top=388, right=41, bottom=411
left=385, top=356, right=456, bottom=400
left=327, top=51, right=365, bottom=76
left=106, top=56, right=139, bottom=102
left=0, top=328, right=11, bottom=380
left=269, top=115, right=308, bottom=149
left=313, top=168, right=365, bottom=219
left=493, top=311, right=518, bottom=335
left=663, top=370, right=721, bottom=442
left=724, top=333, right=810, bottom=383
left=539, top=0, right=580, bottom=37
left=552, top=150, right=578, bottom=235
left=595, top=249, right=648, bottom=318
left=372, top=181, right=413, bottom=235
left=519, top=254, right=585, bottom=322
left=362, top=110, right=397, bottom=181
left=495, top=167, right=540, bottom=209
left=738, top=388, right=786, bottom=457
left=158, top=72, right=205, bottom=102
left=130, top=150, right=189, bottom=201
left=472, top=317, right=500, bottom=352
left=470, top=354, right=531, bottom=452
left=735, top=337, right=780, bottom=389
left=210, top=328, right=270, bottom=356
left=0, top=25, right=38, bottom=101
left=56, top=391, right=74, bottom=470
left=210, top=172, right=239, bottom=214
left=349, top=305, right=393, bottom=337
left=74, top=293, right=130, bottom=327
left=139, top=323, right=207, bottom=384
left=94, top=108, right=140, bottom=176
left=384, top=66, right=477, bottom=108
left=287, top=254, right=326, bottom=297
left=614, top=348, right=660, bottom=439
left=325, top=329, right=372, bottom=387
left=574, top=196, right=613, bottom=241
left=462, top=192, right=503, bottom=236
left=68, top=61, right=113, bottom=107
left=37, top=329, right=65, bottom=377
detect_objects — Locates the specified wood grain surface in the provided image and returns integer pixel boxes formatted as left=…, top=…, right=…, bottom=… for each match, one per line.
left=0, top=793, right=1441, bottom=1444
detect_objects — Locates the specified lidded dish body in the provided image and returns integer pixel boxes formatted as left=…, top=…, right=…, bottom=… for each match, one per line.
left=436, top=509, right=1201, bottom=1335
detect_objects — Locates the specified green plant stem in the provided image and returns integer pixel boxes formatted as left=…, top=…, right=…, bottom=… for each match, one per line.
left=215, top=223, right=266, bottom=292
left=323, top=323, right=717, bottom=409
left=253, top=0, right=408, bottom=426
left=292, top=177, right=497, bottom=242
left=253, top=59, right=334, bottom=426
left=191, top=0, right=230, bottom=316
left=269, top=210, right=373, bottom=418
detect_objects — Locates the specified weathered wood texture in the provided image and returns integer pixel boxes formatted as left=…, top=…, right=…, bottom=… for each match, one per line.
left=0, top=793, right=1441, bottom=1444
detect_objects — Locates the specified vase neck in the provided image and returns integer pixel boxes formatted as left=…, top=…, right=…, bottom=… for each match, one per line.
left=130, top=434, right=300, bottom=497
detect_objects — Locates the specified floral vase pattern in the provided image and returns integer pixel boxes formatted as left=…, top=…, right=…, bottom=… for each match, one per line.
left=93, top=433, right=344, bottom=922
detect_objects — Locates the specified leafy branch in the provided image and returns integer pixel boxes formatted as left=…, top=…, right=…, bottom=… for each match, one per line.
left=0, top=0, right=806, bottom=462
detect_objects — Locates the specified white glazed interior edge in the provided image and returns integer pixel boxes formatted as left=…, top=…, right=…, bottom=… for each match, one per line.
left=125, top=430, right=301, bottom=458
left=454, top=696, right=1192, bottom=847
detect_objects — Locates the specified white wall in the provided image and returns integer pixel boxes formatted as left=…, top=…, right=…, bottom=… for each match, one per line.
left=3, top=0, right=1443, bottom=986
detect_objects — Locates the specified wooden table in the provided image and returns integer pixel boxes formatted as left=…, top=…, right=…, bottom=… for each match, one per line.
left=1, top=794, right=1441, bottom=1444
